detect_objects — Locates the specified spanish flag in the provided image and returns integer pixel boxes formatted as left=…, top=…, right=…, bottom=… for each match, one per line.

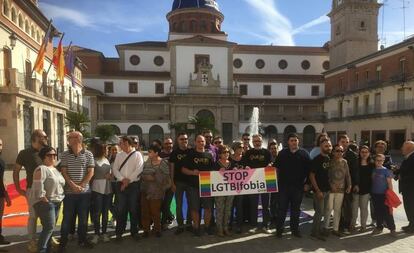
left=53, top=35, right=65, bottom=85
left=33, top=20, right=52, bottom=74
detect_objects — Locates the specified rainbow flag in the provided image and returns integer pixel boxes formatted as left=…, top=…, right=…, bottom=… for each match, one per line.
left=199, top=172, right=211, bottom=197
left=265, top=166, right=278, bottom=192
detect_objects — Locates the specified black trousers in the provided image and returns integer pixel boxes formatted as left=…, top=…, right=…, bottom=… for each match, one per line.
left=276, top=186, right=303, bottom=232
left=402, top=190, right=414, bottom=228
left=339, top=193, right=353, bottom=230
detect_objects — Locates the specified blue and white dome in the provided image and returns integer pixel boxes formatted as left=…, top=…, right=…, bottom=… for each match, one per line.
left=172, top=0, right=220, bottom=12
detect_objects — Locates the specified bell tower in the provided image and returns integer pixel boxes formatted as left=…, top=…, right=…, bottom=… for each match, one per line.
left=329, top=0, right=382, bottom=68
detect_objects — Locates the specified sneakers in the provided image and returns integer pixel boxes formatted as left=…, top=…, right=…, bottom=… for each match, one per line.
left=27, top=239, right=37, bottom=253
left=101, top=234, right=111, bottom=243
left=90, top=235, right=99, bottom=244
left=371, top=228, right=383, bottom=235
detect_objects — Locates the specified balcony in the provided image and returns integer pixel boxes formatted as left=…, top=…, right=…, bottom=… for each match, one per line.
left=171, top=87, right=238, bottom=96
left=387, top=99, right=414, bottom=112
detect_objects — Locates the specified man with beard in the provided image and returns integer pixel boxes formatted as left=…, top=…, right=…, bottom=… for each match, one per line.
left=14, top=130, right=48, bottom=252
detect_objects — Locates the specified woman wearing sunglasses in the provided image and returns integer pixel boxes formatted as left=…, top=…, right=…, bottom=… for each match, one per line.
left=324, top=144, right=351, bottom=237
left=31, top=146, right=65, bottom=253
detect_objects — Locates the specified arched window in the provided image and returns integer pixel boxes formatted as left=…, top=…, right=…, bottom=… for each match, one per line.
left=149, top=125, right=164, bottom=143
left=25, top=19, right=29, bottom=33
left=265, top=125, right=278, bottom=141
left=18, top=13, right=23, bottom=28
left=127, top=125, right=143, bottom=143
left=303, top=125, right=316, bottom=148
left=283, top=125, right=297, bottom=145
left=3, top=0, right=10, bottom=17
left=11, top=7, right=16, bottom=22
left=31, top=25, right=35, bottom=38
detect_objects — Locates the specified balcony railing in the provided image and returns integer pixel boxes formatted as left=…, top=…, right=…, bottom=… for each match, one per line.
left=172, top=87, right=238, bottom=95
left=387, top=99, right=414, bottom=112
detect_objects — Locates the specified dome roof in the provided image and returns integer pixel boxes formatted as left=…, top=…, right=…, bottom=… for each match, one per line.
left=172, top=0, right=220, bottom=12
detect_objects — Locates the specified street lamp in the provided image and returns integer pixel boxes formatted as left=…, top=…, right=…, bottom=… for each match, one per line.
left=9, top=32, right=17, bottom=50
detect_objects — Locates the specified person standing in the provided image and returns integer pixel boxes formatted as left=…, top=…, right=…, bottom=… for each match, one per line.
left=241, top=133, right=252, bottom=154
left=338, top=135, right=359, bottom=232
left=268, top=140, right=279, bottom=227
left=203, top=129, right=218, bottom=162
left=351, top=146, right=374, bottom=232
left=160, top=137, right=174, bottom=229
left=182, top=135, right=214, bottom=236
left=371, top=154, right=396, bottom=236
left=141, top=145, right=170, bottom=237
left=32, top=146, right=65, bottom=253
left=14, top=129, right=48, bottom=252
left=59, top=131, right=95, bottom=251
left=309, top=139, right=332, bottom=241
left=242, top=134, right=272, bottom=232
left=0, top=139, right=11, bottom=245
left=112, top=136, right=144, bottom=241
left=398, top=141, right=414, bottom=234
left=230, top=141, right=245, bottom=234
left=169, top=133, right=192, bottom=235
left=214, top=145, right=235, bottom=237
left=90, top=142, right=112, bottom=244
left=275, top=133, right=311, bottom=238
left=324, top=144, right=351, bottom=237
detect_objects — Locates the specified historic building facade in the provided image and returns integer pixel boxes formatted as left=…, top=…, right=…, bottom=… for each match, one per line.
left=78, top=0, right=328, bottom=147
left=0, top=0, right=85, bottom=165
left=324, top=0, right=414, bottom=151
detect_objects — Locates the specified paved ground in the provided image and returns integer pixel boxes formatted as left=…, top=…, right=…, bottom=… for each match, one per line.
left=1, top=171, right=413, bottom=253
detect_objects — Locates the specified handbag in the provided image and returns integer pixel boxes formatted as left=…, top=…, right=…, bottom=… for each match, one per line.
left=114, top=151, right=136, bottom=193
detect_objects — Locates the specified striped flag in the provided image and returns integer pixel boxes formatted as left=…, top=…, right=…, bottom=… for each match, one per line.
left=64, top=42, right=76, bottom=87
left=33, top=20, right=52, bottom=74
left=53, top=35, right=65, bottom=85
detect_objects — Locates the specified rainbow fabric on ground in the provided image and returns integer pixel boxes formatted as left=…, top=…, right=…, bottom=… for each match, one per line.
left=199, top=172, right=211, bottom=197
left=265, top=167, right=278, bottom=192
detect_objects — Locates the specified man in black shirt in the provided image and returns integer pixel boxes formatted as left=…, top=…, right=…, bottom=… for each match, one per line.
left=169, top=133, right=191, bottom=234
left=275, top=133, right=311, bottom=238
left=399, top=141, right=414, bottom=234
left=242, top=134, right=271, bottom=232
left=14, top=129, right=47, bottom=251
left=0, top=139, right=11, bottom=245
left=182, top=135, right=214, bottom=236
left=309, top=139, right=332, bottom=240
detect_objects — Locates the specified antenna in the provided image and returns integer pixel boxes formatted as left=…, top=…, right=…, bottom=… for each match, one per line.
left=381, top=0, right=387, bottom=47
left=400, top=0, right=410, bottom=40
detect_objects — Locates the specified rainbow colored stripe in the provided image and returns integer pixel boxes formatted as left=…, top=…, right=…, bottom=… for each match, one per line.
left=265, top=167, right=278, bottom=193
left=199, top=172, right=211, bottom=197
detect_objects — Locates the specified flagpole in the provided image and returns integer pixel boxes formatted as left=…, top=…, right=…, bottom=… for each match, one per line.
left=40, top=33, right=65, bottom=92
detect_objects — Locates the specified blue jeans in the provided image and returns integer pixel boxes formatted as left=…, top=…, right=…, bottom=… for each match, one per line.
left=92, top=192, right=112, bottom=235
left=115, top=181, right=140, bottom=236
left=33, top=201, right=61, bottom=253
left=60, top=193, right=91, bottom=246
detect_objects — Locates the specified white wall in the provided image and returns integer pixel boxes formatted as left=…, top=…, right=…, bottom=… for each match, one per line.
left=175, top=45, right=229, bottom=88
left=239, top=82, right=325, bottom=99
left=233, top=54, right=328, bottom=75
left=123, top=50, right=170, bottom=72
left=84, top=78, right=171, bottom=97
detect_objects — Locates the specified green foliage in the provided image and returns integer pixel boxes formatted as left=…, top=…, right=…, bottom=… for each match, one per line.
left=170, top=116, right=218, bottom=136
left=95, top=125, right=116, bottom=143
left=65, top=111, right=90, bottom=137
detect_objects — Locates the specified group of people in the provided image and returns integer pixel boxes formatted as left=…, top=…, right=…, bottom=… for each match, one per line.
left=0, top=128, right=413, bottom=253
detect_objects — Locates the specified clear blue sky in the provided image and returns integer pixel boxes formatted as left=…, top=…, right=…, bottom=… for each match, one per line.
left=38, top=0, right=413, bottom=57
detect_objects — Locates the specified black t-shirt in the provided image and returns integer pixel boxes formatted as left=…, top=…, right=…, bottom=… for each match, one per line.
left=16, top=147, right=43, bottom=188
left=310, top=154, right=331, bottom=192
left=358, top=163, right=374, bottom=195
left=242, top=148, right=271, bottom=169
left=0, top=156, right=6, bottom=197
left=169, top=148, right=191, bottom=183
left=213, top=160, right=239, bottom=171
left=183, top=149, right=214, bottom=188
left=229, top=156, right=244, bottom=170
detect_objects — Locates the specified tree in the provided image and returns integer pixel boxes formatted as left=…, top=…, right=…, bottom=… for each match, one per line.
left=95, top=125, right=115, bottom=143
left=65, top=111, right=90, bottom=137
left=169, top=116, right=218, bottom=136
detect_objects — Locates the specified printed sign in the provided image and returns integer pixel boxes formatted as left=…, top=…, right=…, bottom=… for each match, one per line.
left=199, top=167, right=278, bottom=197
